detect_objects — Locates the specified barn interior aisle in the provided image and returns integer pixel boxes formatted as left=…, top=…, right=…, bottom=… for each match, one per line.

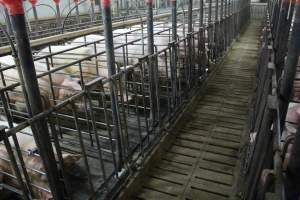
left=121, top=21, right=261, bottom=200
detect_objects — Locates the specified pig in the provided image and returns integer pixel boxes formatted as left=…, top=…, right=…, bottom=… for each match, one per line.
left=0, top=120, right=81, bottom=200
left=37, top=45, right=133, bottom=102
left=281, top=103, right=300, bottom=170
left=70, top=34, right=105, bottom=46
left=0, top=56, right=82, bottom=110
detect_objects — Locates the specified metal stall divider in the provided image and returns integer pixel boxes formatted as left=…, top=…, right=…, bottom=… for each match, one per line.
left=1, top=0, right=65, bottom=199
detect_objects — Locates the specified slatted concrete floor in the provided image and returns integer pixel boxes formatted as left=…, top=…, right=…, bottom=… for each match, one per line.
left=131, top=22, right=261, bottom=200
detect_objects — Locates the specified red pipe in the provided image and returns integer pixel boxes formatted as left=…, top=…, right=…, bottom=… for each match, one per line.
left=53, top=0, right=60, bottom=5
left=29, top=0, right=37, bottom=7
left=101, top=0, right=110, bottom=7
left=1, top=0, right=24, bottom=15
left=145, top=0, right=153, bottom=4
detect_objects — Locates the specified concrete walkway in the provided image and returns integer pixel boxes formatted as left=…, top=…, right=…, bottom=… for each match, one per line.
left=129, top=22, right=261, bottom=200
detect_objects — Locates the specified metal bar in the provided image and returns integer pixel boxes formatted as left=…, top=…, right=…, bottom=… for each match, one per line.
left=0, top=8, right=199, bottom=55
left=188, top=0, right=193, bottom=87
left=215, top=0, right=219, bottom=58
left=279, top=2, right=300, bottom=130
left=200, top=0, right=203, bottom=27
left=274, top=0, right=295, bottom=70
left=171, top=0, right=178, bottom=108
left=3, top=1, right=65, bottom=199
left=101, top=0, right=123, bottom=171
left=75, top=3, right=80, bottom=24
left=146, top=0, right=158, bottom=125
left=32, top=6, right=38, bottom=21
left=4, top=8, right=13, bottom=35
left=91, top=0, right=96, bottom=21
left=55, top=3, right=62, bottom=27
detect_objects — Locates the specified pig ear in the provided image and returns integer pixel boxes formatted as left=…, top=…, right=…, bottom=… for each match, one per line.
left=62, top=154, right=81, bottom=169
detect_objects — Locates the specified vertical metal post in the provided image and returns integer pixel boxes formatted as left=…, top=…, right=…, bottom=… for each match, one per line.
left=172, top=0, right=177, bottom=42
left=91, top=0, right=96, bottom=21
left=75, top=0, right=80, bottom=24
left=96, top=0, right=102, bottom=15
left=188, top=0, right=192, bottom=33
left=274, top=0, right=295, bottom=70
left=200, top=0, right=203, bottom=28
left=146, top=0, right=154, bottom=55
left=279, top=3, right=300, bottom=129
left=101, top=0, right=123, bottom=171
left=146, top=0, right=157, bottom=125
left=3, top=7, right=13, bottom=35
left=32, top=7, right=38, bottom=20
left=208, top=0, right=212, bottom=60
left=215, top=0, right=219, bottom=58
left=187, top=0, right=193, bottom=86
left=3, top=1, right=64, bottom=199
left=54, top=0, right=61, bottom=27
left=224, top=0, right=228, bottom=48
left=171, top=0, right=178, bottom=107
left=220, top=0, right=224, bottom=53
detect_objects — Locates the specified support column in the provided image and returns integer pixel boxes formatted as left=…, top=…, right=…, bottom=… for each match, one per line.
left=74, top=0, right=80, bottom=24
left=91, top=0, right=96, bottom=21
left=101, top=0, right=123, bottom=171
left=54, top=0, right=61, bottom=27
left=171, top=0, right=178, bottom=107
left=29, top=0, right=38, bottom=20
left=187, top=0, right=193, bottom=86
left=215, top=0, right=219, bottom=58
left=146, top=0, right=158, bottom=126
left=2, top=1, right=64, bottom=199
left=3, top=7, right=13, bottom=35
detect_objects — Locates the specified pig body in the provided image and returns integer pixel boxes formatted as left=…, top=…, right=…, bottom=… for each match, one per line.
left=37, top=45, right=133, bottom=102
left=0, top=56, right=82, bottom=110
left=70, top=34, right=105, bottom=45
left=282, top=103, right=300, bottom=170
left=0, top=120, right=81, bottom=200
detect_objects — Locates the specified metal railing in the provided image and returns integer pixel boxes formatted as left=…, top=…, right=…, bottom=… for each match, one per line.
left=239, top=0, right=300, bottom=199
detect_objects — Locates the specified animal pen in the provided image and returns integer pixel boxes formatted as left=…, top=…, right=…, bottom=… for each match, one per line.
left=0, top=0, right=250, bottom=199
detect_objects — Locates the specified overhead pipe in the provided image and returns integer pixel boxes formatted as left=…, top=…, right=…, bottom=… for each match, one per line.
left=53, top=0, right=61, bottom=27
left=1, top=0, right=65, bottom=199
left=101, top=0, right=123, bottom=171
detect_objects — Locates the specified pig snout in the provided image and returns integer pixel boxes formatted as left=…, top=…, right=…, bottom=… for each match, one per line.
left=58, top=78, right=82, bottom=99
left=285, top=105, right=300, bottom=124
